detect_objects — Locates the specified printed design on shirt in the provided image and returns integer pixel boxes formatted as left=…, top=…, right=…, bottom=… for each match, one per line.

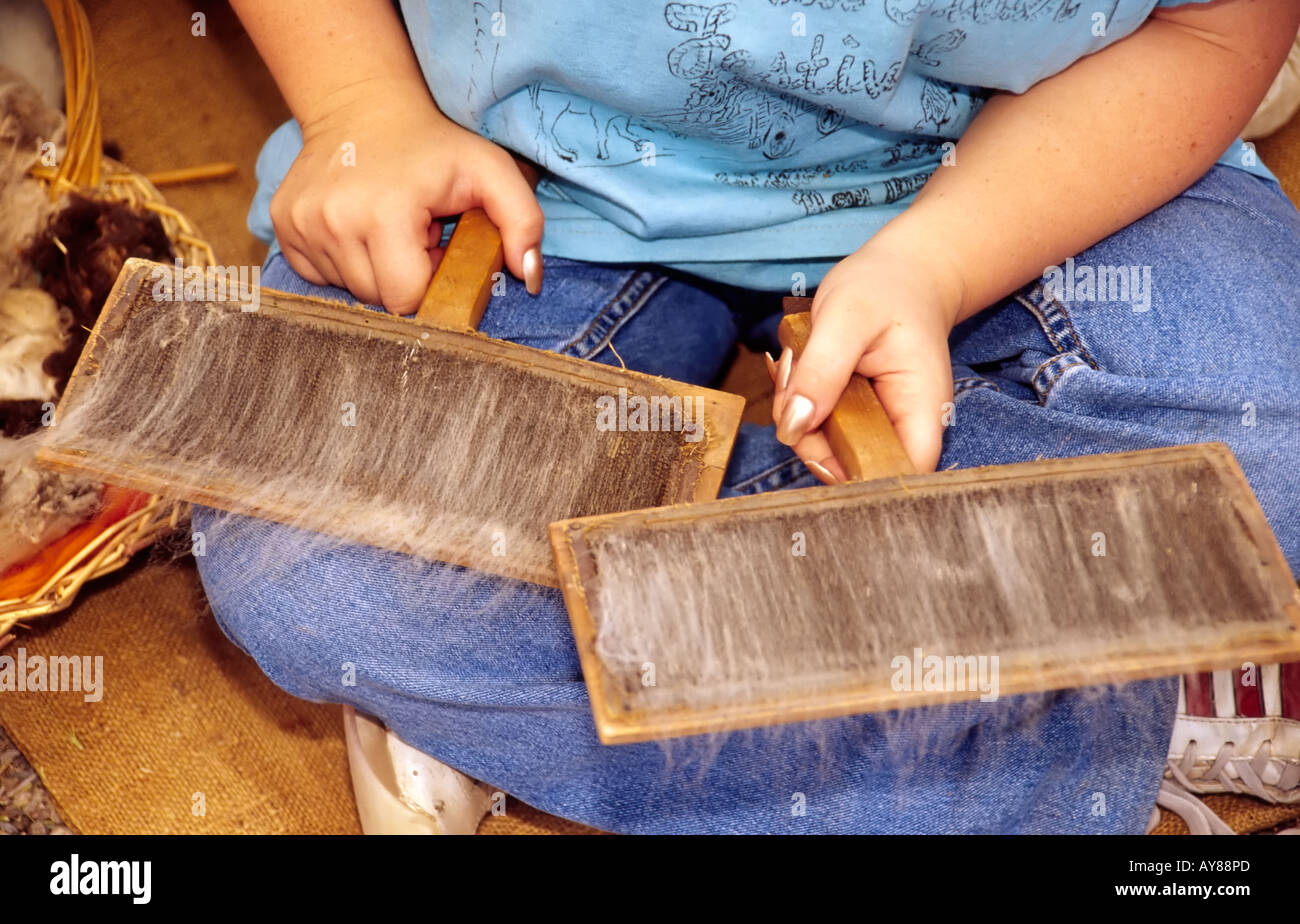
left=652, top=3, right=969, bottom=154
left=468, top=1, right=503, bottom=123
left=914, top=78, right=961, bottom=132
left=858, top=55, right=904, bottom=98
left=514, top=0, right=983, bottom=213
left=927, top=0, right=1082, bottom=23
left=654, top=2, right=970, bottom=160
left=526, top=83, right=662, bottom=168
left=712, top=136, right=941, bottom=215
left=910, top=29, right=966, bottom=66
left=764, top=0, right=867, bottom=8
left=766, top=0, right=1081, bottom=19
left=714, top=156, right=869, bottom=188
left=649, top=4, right=859, bottom=159
left=791, top=168, right=934, bottom=215
left=665, top=1, right=737, bottom=76
left=710, top=138, right=940, bottom=187
left=884, top=0, right=933, bottom=24
left=882, top=138, right=944, bottom=166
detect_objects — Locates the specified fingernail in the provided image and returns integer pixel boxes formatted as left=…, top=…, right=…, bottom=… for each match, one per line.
left=524, top=246, right=543, bottom=295
left=806, top=459, right=840, bottom=484
left=776, top=394, right=814, bottom=445
left=777, top=347, right=793, bottom=392
left=763, top=351, right=777, bottom=380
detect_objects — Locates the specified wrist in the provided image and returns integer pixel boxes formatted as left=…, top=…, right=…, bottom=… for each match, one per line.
left=858, top=215, right=968, bottom=329
left=299, top=76, right=446, bottom=143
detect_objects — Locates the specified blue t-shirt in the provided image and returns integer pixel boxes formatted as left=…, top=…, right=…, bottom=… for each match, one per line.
left=250, top=0, right=1272, bottom=290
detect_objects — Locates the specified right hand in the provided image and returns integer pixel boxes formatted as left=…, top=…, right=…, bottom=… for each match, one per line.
left=271, top=84, right=544, bottom=315
left=767, top=230, right=962, bottom=480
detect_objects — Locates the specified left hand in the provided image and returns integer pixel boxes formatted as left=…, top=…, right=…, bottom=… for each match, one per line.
left=768, top=231, right=964, bottom=482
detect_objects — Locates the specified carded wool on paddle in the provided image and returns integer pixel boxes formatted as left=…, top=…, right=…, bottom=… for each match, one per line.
left=558, top=446, right=1299, bottom=737
left=38, top=265, right=730, bottom=585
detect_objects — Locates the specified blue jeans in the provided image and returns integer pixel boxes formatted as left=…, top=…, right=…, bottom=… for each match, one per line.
left=195, top=164, right=1300, bottom=833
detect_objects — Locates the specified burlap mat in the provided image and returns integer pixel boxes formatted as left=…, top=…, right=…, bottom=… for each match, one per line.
left=0, top=552, right=607, bottom=834
left=0, top=558, right=362, bottom=834
left=1150, top=796, right=1300, bottom=836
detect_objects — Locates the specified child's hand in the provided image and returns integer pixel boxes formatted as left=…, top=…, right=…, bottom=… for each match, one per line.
left=270, top=86, right=544, bottom=315
left=770, top=233, right=963, bottom=480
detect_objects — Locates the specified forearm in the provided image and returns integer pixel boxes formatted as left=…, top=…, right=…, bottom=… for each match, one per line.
left=229, top=0, right=444, bottom=135
left=882, top=0, right=1298, bottom=323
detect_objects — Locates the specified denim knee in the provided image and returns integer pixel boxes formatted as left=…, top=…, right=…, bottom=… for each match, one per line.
left=193, top=502, right=588, bottom=708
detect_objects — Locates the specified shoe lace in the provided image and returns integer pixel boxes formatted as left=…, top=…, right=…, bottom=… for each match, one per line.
left=1151, top=779, right=1233, bottom=835
left=1154, top=737, right=1300, bottom=834
left=1167, top=738, right=1300, bottom=802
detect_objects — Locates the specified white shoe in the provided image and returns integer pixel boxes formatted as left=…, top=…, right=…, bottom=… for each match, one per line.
left=1166, top=669, right=1300, bottom=804
left=342, top=706, right=490, bottom=835
left=1153, top=666, right=1300, bottom=835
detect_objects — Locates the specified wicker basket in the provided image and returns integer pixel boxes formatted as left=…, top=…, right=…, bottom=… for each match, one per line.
left=0, top=0, right=202, bottom=637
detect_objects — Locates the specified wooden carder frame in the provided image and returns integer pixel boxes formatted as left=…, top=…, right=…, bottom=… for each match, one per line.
left=38, top=181, right=744, bottom=587
left=552, top=443, right=1300, bottom=744
left=550, top=303, right=1300, bottom=743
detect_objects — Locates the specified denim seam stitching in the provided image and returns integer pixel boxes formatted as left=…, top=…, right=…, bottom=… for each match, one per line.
left=560, top=272, right=640, bottom=356
left=1014, top=286, right=1101, bottom=371
left=1042, top=288, right=1101, bottom=370
left=555, top=270, right=639, bottom=354
left=953, top=376, right=1001, bottom=396
left=572, top=275, right=669, bottom=360
left=559, top=270, right=662, bottom=357
left=1034, top=354, right=1076, bottom=391
left=1013, top=292, right=1068, bottom=355
left=1032, top=353, right=1088, bottom=400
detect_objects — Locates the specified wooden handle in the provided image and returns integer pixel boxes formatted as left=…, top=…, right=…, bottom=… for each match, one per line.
left=414, top=160, right=541, bottom=330
left=779, top=298, right=914, bottom=482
